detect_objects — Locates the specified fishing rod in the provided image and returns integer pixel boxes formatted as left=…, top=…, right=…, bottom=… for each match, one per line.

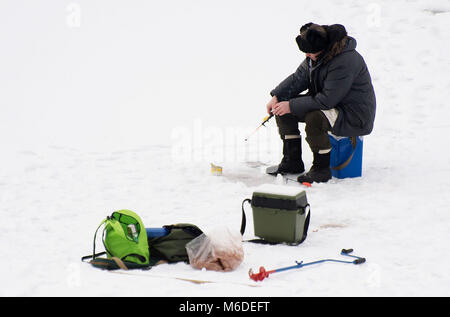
left=244, top=114, right=274, bottom=141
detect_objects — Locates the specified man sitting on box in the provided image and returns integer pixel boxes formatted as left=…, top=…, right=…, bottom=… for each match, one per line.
left=266, top=23, right=376, bottom=183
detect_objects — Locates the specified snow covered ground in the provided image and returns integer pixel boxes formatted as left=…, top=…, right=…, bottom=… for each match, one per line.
left=1, top=0, right=449, bottom=297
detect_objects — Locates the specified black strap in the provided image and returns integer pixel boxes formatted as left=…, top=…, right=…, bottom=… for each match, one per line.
left=298, top=205, right=311, bottom=244
left=81, top=218, right=107, bottom=262
left=241, top=198, right=272, bottom=244
left=88, top=257, right=153, bottom=270
left=81, top=252, right=107, bottom=262
left=240, top=199, right=251, bottom=236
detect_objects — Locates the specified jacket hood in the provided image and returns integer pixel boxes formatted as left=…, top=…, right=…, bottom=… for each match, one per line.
left=344, top=36, right=357, bottom=52
left=321, top=36, right=357, bottom=63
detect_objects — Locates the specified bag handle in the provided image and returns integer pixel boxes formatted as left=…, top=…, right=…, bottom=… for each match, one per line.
left=240, top=199, right=251, bottom=236
left=298, top=204, right=311, bottom=244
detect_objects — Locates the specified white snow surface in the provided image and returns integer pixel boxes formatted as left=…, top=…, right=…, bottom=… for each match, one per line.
left=1, top=0, right=450, bottom=297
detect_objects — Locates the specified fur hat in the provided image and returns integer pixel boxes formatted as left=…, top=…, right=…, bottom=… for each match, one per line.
left=296, top=23, right=347, bottom=54
left=296, top=23, right=328, bottom=53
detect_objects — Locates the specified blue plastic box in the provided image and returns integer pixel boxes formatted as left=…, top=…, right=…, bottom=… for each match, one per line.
left=146, top=227, right=169, bottom=238
left=329, top=135, right=363, bottom=179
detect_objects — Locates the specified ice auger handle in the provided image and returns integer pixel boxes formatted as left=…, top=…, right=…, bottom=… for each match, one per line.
left=353, top=258, right=366, bottom=265
left=341, top=248, right=366, bottom=264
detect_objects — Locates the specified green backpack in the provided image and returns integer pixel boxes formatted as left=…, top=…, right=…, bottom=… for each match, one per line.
left=82, top=209, right=150, bottom=269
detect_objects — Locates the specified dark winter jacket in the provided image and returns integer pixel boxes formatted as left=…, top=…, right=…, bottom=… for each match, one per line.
left=271, top=36, right=376, bottom=136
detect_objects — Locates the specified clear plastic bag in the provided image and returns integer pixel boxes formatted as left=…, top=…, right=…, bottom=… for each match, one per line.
left=185, top=227, right=244, bottom=272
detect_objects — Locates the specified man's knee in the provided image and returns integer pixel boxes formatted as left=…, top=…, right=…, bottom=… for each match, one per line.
left=305, top=111, right=331, bottom=153
left=305, top=111, right=331, bottom=134
left=275, top=114, right=300, bottom=138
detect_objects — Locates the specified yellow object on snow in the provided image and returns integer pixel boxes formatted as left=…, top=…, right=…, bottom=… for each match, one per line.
left=210, top=163, right=223, bottom=176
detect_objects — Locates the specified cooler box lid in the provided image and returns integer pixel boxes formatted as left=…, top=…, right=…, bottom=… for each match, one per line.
left=251, top=184, right=308, bottom=211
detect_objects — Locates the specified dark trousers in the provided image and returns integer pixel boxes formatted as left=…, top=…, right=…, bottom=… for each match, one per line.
left=276, top=111, right=332, bottom=153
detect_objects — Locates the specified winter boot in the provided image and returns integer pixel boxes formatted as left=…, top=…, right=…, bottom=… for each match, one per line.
left=297, top=152, right=332, bottom=183
left=266, top=138, right=305, bottom=175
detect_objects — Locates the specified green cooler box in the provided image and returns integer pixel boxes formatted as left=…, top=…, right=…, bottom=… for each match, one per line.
left=248, top=184, right=310, bottom=245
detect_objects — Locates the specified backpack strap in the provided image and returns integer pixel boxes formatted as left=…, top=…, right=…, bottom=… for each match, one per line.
left=81, top=252, right=106, bottom=262
left=81, top=218, right=107, bottom=262
left=111, top=257, right=129, bottom=270
left=88, top=257, right=153, bottom=270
